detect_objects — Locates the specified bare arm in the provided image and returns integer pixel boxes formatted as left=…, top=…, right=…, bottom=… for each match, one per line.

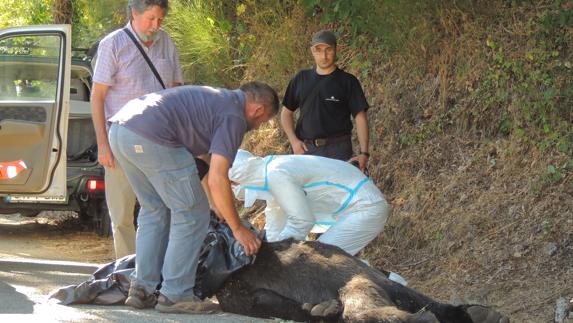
left=90, top=82, right=114, bottom=168
left=195, top=154, right=223, bottom=220
left=208, top=153, right=261, bottom=256
left=200, top=173, right=220, bottom=219
left=349, top=111, right=370, bottom=171
left=280, top=107, right=307, bottom=154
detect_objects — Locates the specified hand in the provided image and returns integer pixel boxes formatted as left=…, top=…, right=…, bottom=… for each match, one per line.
left=98, top=144, right=115, bottom=168
left=291, top=139, right=308, bottom=155
left=232, top=225, right=262, bottom=256
left=348, top=154, right=369, bottom=172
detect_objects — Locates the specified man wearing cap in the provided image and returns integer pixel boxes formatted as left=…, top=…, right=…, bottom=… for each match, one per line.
left=281, top=30, right=371, bottom=171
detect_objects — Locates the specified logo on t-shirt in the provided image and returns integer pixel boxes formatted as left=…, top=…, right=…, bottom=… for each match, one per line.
left=325, top=96, right=340, bottom=102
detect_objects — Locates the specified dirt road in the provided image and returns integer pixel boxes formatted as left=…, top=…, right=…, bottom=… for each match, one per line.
left=0, top=212, right=114, bottom=264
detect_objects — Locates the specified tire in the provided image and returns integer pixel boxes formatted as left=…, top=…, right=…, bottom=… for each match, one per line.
left=78, top=207, right=91, bottom=224
left=95, top=200, right=112, bottom=237
left=18, top=209, right=40, bottom=217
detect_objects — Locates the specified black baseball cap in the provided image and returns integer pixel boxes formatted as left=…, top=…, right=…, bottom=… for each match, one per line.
left=311, top=30, right=337, bottom=47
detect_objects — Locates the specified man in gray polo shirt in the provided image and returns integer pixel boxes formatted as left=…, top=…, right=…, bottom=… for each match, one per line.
left=108, top=81, right=279, bottom=313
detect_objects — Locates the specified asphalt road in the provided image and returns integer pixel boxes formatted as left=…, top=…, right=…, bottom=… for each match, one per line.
left=0, top=214, right=274, bottom=323
left=0, top=257, right=274, bottom=322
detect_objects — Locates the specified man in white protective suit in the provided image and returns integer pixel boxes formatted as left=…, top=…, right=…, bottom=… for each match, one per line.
left=228, top=149, right=390, bottom=256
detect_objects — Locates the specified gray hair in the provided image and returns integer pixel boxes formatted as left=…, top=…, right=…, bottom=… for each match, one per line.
left=127, top=0, right=169, bottom=20
left=240, top=81, right=280, bottom=117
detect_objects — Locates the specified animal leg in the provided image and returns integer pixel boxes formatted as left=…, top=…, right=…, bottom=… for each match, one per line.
left=351, top=307, right=439, bottom=323
left=250, top=288, right=338, bottom=322
left=302, top=298, right=343, bottom=320
left=340, top=275, right=439, bottom=323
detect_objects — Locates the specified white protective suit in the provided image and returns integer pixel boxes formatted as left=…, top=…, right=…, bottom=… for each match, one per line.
left=229, top=150, right=389, bottom=256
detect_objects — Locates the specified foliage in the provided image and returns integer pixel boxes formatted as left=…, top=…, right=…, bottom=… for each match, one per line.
left=397, top=113, right=452, bottom=148
left=301, top=0, right=435, bottom=48
left=299, top=1, right=482, bottom=53
left=1, top=0, right=570, bottom=161
left=468, top=1, right=572, bottom=154
left=304, top=0, right=573, bottom=161
left=161, top=0, right=237, bottom=86
left=534, top=159, right=573, bottom=192
left=162, top=0, right=317, bottom=88
left=297, top=0, right=494, bottom=91
left=236, top=0, right=316, bottom=89
left=0, top=0, right=53, bottom=28
left=298, top=0, right=571, bottom=198
left=0, top=0, right=126, bottom=52
left=71, top=0, right=127, bottom=50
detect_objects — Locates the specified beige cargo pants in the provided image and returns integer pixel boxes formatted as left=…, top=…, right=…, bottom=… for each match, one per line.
left=104, top=163, right=136, bottom=258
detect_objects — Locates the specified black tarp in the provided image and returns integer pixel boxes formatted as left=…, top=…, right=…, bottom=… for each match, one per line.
left=48, top=216, right=263, bottom=305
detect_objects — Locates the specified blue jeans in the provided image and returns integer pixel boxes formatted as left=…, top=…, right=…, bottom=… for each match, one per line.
left=109, top=124, right=209, bottom=301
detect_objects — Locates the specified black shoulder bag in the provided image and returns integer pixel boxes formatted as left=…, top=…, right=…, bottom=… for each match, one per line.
left=123, top=28, right=166, bottom=90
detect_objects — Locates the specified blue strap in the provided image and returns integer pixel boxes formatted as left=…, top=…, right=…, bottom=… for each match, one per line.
left=243, top=156, right=370, bottom=221
left=330, top=177, right=369, bottom=216
left=315, top=221, right=337, bottom=225
left=242, top=155, right=274, bottom=191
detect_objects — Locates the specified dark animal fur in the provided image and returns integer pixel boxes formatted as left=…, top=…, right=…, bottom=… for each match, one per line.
left=216, top=239, right=509, bottom=323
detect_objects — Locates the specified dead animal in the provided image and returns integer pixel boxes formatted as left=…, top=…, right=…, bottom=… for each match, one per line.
left=216, top=239, right=509, bottom=323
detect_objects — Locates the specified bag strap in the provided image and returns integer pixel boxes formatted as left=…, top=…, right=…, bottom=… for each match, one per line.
left=123, top=28, right=166, bottom=90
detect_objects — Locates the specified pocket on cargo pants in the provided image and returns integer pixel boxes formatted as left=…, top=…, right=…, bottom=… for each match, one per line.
left=158, top=165, right=204, bottom=213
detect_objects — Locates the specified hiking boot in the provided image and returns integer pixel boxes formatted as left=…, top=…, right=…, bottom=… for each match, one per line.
left=155, top=293, right=220, bottom=314
left=125, top=284, right=157, bottom=309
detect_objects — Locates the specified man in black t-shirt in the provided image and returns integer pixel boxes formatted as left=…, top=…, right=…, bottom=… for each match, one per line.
left=281, top=30, right=370, bottom=171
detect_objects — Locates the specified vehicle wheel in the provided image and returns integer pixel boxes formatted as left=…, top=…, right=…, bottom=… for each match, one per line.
left=19, top=209, right=40, bottom=217
left=94, top=200, right=112, bottom=237
left=78, top=207, right=91, bottom=224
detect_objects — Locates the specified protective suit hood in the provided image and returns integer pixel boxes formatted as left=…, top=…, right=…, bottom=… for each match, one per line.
left=229, top=149, right=273, bottom=207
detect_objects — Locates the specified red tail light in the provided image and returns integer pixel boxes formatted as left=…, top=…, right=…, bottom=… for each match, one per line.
left=87, top=179, right=105, bottom=191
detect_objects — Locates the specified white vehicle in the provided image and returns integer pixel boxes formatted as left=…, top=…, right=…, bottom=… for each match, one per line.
left=0, top=25, right=111, bottom=235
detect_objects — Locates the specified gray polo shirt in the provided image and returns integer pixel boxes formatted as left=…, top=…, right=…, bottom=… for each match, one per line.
left=110, top=86, right=247, bottom=162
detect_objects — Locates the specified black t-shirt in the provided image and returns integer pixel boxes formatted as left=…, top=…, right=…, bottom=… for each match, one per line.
left=282, top=67, right=369, bottom=140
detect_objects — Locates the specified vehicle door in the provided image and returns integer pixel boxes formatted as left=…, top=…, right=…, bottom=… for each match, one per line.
left=0, top=25, right=71, bottom=202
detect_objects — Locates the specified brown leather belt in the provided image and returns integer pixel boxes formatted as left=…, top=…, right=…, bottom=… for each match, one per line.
left=303, top=134, right=351, bottom=147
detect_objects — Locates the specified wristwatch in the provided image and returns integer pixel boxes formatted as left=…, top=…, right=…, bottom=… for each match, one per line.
left=360, top=151, right=370, bottom=158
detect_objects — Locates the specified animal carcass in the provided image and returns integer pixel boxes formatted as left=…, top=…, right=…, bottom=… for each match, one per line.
left=217, top=239, right=509, bottom=323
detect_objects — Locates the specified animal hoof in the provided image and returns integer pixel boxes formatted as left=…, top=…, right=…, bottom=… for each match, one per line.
left=466, top=305, right=510, bottom=323
left=309, top=299, right=342, bottom=318
left=302, top=302, right=314, bottom=312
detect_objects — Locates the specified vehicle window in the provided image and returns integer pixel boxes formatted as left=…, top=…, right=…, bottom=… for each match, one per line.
left=0, top=34, right=61, bottom=101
